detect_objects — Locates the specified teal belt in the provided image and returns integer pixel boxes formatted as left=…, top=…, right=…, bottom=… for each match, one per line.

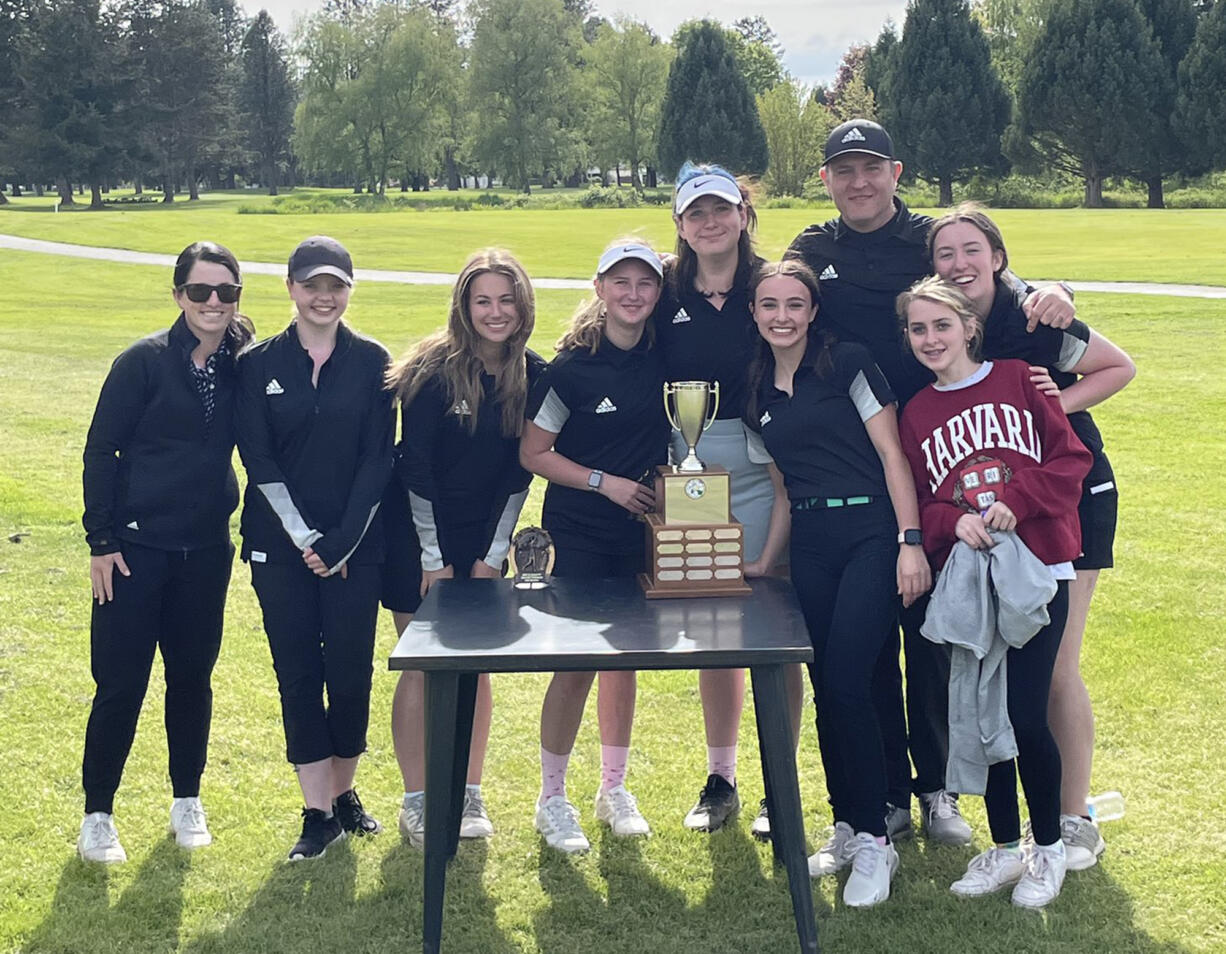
left=792, top=495, right=874, bottom=512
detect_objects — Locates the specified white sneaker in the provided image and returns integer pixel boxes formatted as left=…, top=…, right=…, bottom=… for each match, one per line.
left=535, top=795, right=590, bottom=853
left=842, top=833, right=899, bottom=907
left=808, top=821, right=854, bottom=877
left=1012, top=840, right=1067, bottom=909
left=1060, top=814, right=1105, bottom=870
left=594, top=785, right=650, bottom=837
left=78, top=812, right=126, bottom=863
left=460, top=787, right=494, bottom=839
left=950, top=846, right=1025, bottom=897
left=398, top=792, right=425, bottom=848
left=169, top=796, right=212, bottom=849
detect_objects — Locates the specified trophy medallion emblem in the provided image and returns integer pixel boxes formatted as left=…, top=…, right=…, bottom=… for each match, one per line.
left=509, top=527, right=555, bottom=589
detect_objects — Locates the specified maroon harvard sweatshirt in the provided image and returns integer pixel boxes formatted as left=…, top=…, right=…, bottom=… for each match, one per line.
left=899, top=359, right=1092, bottom=571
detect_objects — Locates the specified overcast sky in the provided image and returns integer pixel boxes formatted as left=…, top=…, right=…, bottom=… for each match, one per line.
left=251, top=0, right=913, bottom=86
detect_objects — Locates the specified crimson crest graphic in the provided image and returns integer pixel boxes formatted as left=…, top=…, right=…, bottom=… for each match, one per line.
left=953, top=456, right=1012, bottom=512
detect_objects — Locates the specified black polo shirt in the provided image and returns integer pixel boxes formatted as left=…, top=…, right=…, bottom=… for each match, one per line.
left=787, top=198, right=934, bottom=407
left=748, top=342, right=896, bottom=502
left=236, top=321, right=393, bottom=572
left=525, top=334, right=669, bottom=554
left=398, top=351, right=547, bottom=570
left=982, top=277, right=1109, bottom=479
left=82, top=314, right=241, bottom=555
left=654, top=262, right=761, bottom=420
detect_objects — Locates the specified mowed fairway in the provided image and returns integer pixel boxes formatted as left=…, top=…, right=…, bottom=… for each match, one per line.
left=0, top=207, right=1224, bottom=954
left=2, top=190, right=1226, bottom=285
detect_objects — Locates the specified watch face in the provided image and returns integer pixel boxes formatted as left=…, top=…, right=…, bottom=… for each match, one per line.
left=684, top=477, right=706, bottom=500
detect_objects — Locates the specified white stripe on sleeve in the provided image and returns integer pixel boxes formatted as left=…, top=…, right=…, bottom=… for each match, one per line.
left=531, top=386, right=570, bottom=433
left=483, top=490, right=529, bottom=568
left=848, top=370, right=888, bottom=423
left=257, top=482, right=323, bottom=550
left=409, top=491, right=445, bottom=571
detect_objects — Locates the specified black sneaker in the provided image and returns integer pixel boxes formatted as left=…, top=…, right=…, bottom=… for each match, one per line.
left=288, top=808, right=344, bottom=861
left=683, top=773, right=741, bottom=832
left=333, top=788, right=382, bottom=836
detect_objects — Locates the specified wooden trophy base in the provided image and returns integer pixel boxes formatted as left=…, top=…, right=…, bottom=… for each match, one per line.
left=639, top=512, right=752, bottom=599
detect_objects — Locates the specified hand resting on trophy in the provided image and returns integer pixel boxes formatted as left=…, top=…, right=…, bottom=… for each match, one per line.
left=598, top=475, right=656, bottom=514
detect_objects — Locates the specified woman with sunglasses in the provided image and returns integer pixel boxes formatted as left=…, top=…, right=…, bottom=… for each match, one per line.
left=382, top=249, right=544, bottom=847
left=237, top=235, right=394, bottom=861
left=520, top=240, right=670, bottom=852
left=79, top=241, right=254, bottom=863
left=654, top=162, right=797, bottom=837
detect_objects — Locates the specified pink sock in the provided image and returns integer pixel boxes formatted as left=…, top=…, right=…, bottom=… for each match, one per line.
left=600, top=745, right=630, bottom=793
left=540, top=747, right=570, bottom=803
left=708, top=745, right=737, bottom=785
left=875, top=835, right=888, bottom=847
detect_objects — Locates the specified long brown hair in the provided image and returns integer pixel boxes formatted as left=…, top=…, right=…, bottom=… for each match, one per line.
left=743, top=260, right=835, bottom=429
left=670, top=162, right=760, bottom=297
left=386, top=249, right=535, bottom=437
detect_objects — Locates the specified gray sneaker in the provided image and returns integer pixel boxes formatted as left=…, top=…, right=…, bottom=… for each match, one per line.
left=1060, top=814, right=1105, bottom=870
left=808, top=821, right=855, bottom=877
left=919, top=790, right=972, bottom=845
left=460, top=788, right=494, bottom=839
left=398, top=792, right=425, bottom=848
left=885, top=802, right=913, bottom=841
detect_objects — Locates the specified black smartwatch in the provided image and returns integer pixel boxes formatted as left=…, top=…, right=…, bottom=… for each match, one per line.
left=897, top=529, right=923, bottom=546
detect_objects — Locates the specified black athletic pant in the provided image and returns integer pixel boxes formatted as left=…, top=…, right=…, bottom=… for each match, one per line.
left=985, top=581, right=1069, bottom=847
left=82, top=541, right=233, bottom=814
left=875, top=594, right=953, bottom=805
left=790, top=501, right=896, bottom=837
left=250, top=561, right=381, bottom=765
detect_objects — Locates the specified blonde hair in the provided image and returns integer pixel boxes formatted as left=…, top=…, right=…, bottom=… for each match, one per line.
left=387, top=249, right=535, bottom=438
left=555, top=238, right=661, bottom=355
left=895, top=276, right=983, bottom=359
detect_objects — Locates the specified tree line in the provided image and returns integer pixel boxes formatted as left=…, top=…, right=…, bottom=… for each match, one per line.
left=2, top=0, right=1224, bottom=208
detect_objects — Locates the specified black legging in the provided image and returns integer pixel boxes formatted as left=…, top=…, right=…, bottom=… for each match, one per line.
left=83, top=541, right=232, bottom=814
left=984, top=580, right=1069, bottom=847
left=789, top=500, right=897, bottom=837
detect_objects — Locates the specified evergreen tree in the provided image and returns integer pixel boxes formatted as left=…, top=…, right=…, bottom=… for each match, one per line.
left=863, top=21, right=898, bottom=99
left=879, top=0, right=1010, bottom=205
left=1009, top=0, right=1165, bottom=207
left=1133, top=0, right=1197, bottom=206
left=658, top=20, right=769, bottom=177
left=240, top=10, right=296, bottom=196
left=0, top=0, right=29, bottom=202
left=1175, top=0, right=1226, bottom=171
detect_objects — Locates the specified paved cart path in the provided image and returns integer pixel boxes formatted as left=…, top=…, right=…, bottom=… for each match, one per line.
left=5, top=232, right=1226, bottom=298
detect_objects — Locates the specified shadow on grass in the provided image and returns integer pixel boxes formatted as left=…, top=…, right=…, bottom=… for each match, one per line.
left=25, top=838, right=189, bottom=953
left=177, top=835, right=515, bottom=954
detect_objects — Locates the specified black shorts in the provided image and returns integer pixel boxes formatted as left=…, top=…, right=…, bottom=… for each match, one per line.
left=1074, top=455, right=1118, bottom=571
left=379, top=481, right=492, bottom=613
left=550, top=542, right=645, bottom=578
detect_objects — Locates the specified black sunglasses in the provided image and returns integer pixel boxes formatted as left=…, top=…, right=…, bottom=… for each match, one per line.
left=179, top=282, right=242, bottom=304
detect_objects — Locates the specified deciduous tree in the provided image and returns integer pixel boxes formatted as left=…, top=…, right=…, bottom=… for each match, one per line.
left=756, top=79, right=831, bottom=196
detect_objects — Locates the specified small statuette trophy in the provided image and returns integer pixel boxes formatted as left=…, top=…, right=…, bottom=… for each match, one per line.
left=639, top=381, right=751, bottom=598
left=509, top=527, right=555, bottom=589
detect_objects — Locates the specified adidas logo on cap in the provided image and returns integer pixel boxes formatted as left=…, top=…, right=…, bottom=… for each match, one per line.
left=819, top=265, right=838, bottom=281
left=842, top=127, right=867, bottom=143
left=672, top=308, right=692, bottom=324
left=595, top=397, right=617, bottom=414
left=265, top=378, right=284, bottom=395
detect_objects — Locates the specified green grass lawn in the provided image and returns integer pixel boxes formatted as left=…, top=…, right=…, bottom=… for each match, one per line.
left=3, top=188, right=1226, bottom=286
left=1, top=246, right=1223, bottom=954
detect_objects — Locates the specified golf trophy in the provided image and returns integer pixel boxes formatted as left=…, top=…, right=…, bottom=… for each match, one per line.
left=639, top=381, right=751, bottom=598
left=509, top=527, right=555, bottom=589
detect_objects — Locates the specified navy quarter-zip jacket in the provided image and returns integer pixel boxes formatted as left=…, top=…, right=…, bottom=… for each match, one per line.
left=236, top=321, right=393, bottom=574
left=82, top=314, right=240, bottom=556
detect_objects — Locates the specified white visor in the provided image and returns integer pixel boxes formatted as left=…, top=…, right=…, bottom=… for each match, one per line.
left=674, top=174, right=743, bottom=215
left=596, top=243, right=663, bottom=279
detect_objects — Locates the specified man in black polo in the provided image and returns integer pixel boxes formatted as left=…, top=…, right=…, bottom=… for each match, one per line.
left=786, top=119, right=1075, bottom=848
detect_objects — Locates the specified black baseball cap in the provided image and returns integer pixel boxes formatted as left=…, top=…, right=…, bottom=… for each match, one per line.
left=288, top=235, right=354, bottom=285
left=823, top=119, right=895, bottom=165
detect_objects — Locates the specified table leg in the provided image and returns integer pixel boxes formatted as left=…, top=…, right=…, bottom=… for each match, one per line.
left=423, top=671, right=460, bottom=954
left=447, top=673, right=479, bottom=859
left=751, top=664, right=819, bottom=954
